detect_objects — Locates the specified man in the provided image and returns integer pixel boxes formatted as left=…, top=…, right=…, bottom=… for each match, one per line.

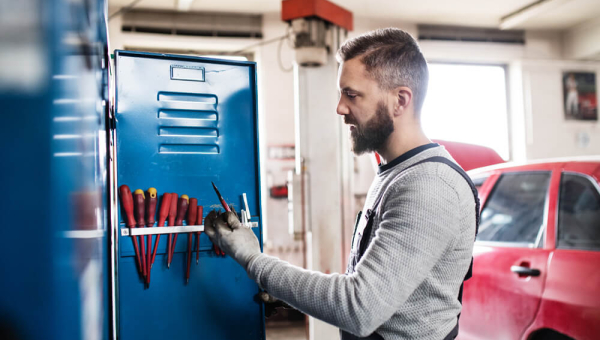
left=565, top=73, right=579, bottom=117
left=204, top=28, right=477, bottom=340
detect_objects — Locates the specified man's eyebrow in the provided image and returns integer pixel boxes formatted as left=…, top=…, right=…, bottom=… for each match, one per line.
left=341, top=87, right=361, bottom=93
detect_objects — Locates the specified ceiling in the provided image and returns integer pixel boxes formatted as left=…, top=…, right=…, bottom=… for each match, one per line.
left=108, top=0, right=600, bottom=30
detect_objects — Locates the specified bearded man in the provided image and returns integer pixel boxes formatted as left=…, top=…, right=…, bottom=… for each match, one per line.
left=205, top=28, right=478, bottom=340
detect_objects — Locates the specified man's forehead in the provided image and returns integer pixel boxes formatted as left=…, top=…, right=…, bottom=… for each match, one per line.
left=338, top=59, right=373, bottom=91
left=339, top=59, right=367, bottom=78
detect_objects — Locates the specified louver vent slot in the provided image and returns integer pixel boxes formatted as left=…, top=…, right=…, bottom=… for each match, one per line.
left=157, top=91, right=219, bottom=154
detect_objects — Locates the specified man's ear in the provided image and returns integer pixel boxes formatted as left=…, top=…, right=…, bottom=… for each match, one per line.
left=393, top=87, right=412, bottom=117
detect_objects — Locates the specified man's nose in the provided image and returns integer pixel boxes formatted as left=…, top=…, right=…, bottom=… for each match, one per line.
left=336, top=98, right=349, bottom=116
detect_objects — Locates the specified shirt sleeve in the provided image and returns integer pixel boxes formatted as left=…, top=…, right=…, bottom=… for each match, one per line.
left=247, top=174, right=461, bottom=337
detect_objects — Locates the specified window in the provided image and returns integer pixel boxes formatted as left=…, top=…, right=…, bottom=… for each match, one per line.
left=477, top=172, right=551, bottom=245
left=558, top=173, right=600, bottom=251
left=422, top=63, right=509, bottom=160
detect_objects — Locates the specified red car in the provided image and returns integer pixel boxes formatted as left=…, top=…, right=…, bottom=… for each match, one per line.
left=458, top=158, right=600, bottom=340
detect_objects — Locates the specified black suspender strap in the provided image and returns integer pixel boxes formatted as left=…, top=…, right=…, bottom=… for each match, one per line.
left=357, top=157, right=480, bottom=267
left=408, top=156, right=481, bottom=280
left=408, top=156, right=480, bottom=236
left=407, top=157, right=481, bottom=340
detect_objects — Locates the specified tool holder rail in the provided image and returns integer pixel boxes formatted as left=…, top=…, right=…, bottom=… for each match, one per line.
left=120, top=222, right=258, bottom=237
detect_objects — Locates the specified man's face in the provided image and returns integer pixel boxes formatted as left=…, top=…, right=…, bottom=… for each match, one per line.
left=337, top=58, right=394, bottom=155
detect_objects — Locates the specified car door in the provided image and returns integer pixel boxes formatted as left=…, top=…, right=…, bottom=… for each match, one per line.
left=460, top=166, right=559, bottom=340
left=528, top=164, right=600, bottom=340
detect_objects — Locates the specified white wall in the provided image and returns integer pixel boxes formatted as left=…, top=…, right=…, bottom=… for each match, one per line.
left=256, top=13, right=300, bottom=265
left=564, top=16, right=600, bottom=60
left=421, top=30, right=600, bottom=161
left=521, top=60, right=600, bottom=159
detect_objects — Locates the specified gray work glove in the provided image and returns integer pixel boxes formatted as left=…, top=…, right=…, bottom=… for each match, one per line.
left=257, top=292, right=293, bottom=318
left=203, top=210, right=261, bottom=270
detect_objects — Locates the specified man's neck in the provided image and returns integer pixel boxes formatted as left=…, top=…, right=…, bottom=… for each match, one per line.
left=377, top=122, right=431, bottom=165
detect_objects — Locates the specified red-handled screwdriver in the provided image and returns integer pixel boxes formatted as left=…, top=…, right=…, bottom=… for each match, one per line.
left=196, top=205, right=203, bottom=264
left=133, top=189, right=147, bottom=278
left=211, top=182, right=228, bottom=256
left=167, top=193, right=178, bottom=269
left=119, top=185, right=144, bottom=277
left=145, top=188, right=157, bottom=287
left=211, top=182, right=230, bottom=212
left=151, top=193, right=172, bottom=267
left=186, top=198, right=198, bottom=284
left=169, top=195, right=189, bottom=268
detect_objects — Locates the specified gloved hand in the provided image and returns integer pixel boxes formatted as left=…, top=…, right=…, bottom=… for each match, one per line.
left=203, top=210, right=261, bottom=270
left=257, top=292, right=293, bottom=318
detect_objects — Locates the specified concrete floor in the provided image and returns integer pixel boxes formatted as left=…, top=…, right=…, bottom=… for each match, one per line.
left=266, top=322, right=307, bottom=340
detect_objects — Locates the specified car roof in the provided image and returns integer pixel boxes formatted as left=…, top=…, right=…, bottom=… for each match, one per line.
left=467, top=155, right=600, bottom=176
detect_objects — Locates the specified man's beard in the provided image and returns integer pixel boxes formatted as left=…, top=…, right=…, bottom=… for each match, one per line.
left=345, top=101, right=394, bottom=155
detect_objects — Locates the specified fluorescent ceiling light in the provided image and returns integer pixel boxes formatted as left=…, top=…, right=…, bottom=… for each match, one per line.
left=176, top=0, right=195, bottom=11
left=499, top=0, right=573, bottom=30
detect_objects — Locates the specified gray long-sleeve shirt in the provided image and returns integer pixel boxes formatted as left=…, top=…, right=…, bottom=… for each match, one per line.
left=247, top=144, right=476, bottom=339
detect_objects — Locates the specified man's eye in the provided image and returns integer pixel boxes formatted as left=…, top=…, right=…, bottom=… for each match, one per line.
left=346, top=93, right=357, bottom=99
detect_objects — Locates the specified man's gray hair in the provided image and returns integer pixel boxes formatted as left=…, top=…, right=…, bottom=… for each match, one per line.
left=336, top=28, right=429, bottom=114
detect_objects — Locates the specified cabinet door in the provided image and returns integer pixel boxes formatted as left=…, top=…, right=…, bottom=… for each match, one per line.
left=114, top=50, right=264, bottom=340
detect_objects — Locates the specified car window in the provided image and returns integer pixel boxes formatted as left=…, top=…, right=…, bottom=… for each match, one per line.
left=558, top=173, right=600, bottom=251
left=477, top=172, right=551, bottom=245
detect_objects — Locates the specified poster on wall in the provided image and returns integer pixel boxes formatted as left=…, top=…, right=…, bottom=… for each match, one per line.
left=563, top=71, right=597, bottom=121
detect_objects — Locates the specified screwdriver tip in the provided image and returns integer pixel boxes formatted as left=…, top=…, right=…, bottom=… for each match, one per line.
left=211, top=182, right=222, bottom=196
left=186, top=278, right=189, bottom=285
left=196, top=259, right=199, bottom=265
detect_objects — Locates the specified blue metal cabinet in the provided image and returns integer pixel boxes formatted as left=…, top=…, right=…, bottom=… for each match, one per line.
left=0, top=1, right=109, bottom=339
left=113, top=51, right=265, bottom=340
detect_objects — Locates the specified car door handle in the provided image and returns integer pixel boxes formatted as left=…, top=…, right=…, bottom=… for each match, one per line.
left=510, top=266, right=541, bottom=277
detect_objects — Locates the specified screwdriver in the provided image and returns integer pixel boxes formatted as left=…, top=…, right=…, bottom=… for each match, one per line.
left=211, top=182, right=230, bottom=212
left=186, top=198, right=198, bottom=284
left=151, top=192, right=172, bottom=267
left=145, top=188, right=157, bottom=287
left=119, top=185, right=144, bottom=277
left=133, top=189, right=147, bottom=278
left=196, top=205, right=203, bottom=264
left=211, top=182, right=228, bottom=256
left=167, top=193, right=178, bottom=269
left=169, top=195, right=189, bottom=268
